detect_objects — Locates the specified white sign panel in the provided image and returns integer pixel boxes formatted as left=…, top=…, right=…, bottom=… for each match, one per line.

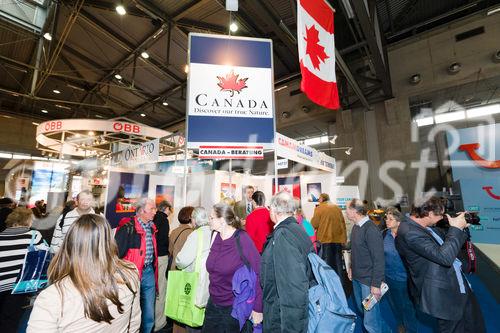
left=276, top=158, right=288, bottom=169
left=114, top=139, right=159, bottom=167
left=198, top=146, right=264, bottom=160
left=275, top=133, right=335, bottom=172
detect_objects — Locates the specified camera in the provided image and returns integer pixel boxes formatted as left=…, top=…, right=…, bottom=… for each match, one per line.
left=439, top=197, right=481, bottom=227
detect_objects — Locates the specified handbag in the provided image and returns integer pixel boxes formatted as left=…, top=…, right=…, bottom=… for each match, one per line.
left=11, top=231, right=52, bottom=294
left=165, top=228, right=205, bottom=327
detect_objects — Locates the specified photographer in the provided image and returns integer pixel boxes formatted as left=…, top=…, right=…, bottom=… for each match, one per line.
left=395, top=196, right=485, bottom=333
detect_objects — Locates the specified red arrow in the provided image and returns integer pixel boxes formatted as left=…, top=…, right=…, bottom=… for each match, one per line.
left=458, top=143, right=500, bottom=169
left=482, top=186, right=500, bottom=200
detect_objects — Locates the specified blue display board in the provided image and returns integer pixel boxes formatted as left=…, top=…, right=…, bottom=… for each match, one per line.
left=447, top=123, right=500, bottom=244
left=186, top=33, right=275, bottom=149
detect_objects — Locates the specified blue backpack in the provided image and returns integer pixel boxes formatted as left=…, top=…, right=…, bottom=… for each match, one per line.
left=307, top=253, right=356, bottom=333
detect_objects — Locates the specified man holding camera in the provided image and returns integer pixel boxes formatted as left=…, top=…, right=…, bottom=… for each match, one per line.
left=396, top=196, right=485, bottom=333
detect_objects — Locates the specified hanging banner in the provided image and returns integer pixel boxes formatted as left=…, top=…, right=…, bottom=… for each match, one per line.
left=275, top=133, right=335, bottom=172
left=276, top=159, right=289, bottom=169
left=112, top=139, right=159, bottom=167
left=186, top=33, right=275, bottom=151
left=198, top=146, right=264, bottom=160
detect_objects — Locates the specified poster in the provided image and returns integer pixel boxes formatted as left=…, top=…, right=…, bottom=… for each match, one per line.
left=187, top=33, right=275, bottom=151
left=105, top=171, right=149, bottom=228
left=307, top=183, right=322, bottom=202
left=220, top=182, right=237, bottom=200
left=155, top=185, right=175, bottom=206
left=272, top=176, right=301, bottom=199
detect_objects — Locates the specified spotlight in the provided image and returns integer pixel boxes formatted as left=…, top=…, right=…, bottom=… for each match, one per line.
left=88, top=131, right=95, bottom=136
left=114, top=74, right=122, bottom=80
left=184, top=65, right=189, bottom=73
left=53, top=89, right=61, bottom=94
left=329, top=135, right=338, bottom=145
left=345, top=147, right=352, bottom=155
left=140, top=113, right=146, bottom=117
left=447, top=62, right=461, bottom=75
left=229, top=22, right=238, bottom=32
left=409, top=74, right=421, bottom=85
left=41, top=109, right=48, bottom=114
left=162, top=101, right=168, bottom=106
left=141, top=51, right=149, bottom=59
left=43, top=32, right=52, bottom=41
left=116, top=4, right=126, bottom=15
left=492, top=50, right=500, bottom=63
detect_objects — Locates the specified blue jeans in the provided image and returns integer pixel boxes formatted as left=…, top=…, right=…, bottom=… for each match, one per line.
left=140, top=265, right=156, bottom=333
left=352, top=279, right=390, bottom=333
left=386, top=277, right=418, bottom=333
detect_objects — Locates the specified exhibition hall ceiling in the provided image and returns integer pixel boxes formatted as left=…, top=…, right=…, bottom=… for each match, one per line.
left=0, top=0, right=496, bottom=138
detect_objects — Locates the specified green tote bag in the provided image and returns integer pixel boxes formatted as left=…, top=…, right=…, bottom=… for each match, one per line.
left=165, top=228, right=205, bottom=327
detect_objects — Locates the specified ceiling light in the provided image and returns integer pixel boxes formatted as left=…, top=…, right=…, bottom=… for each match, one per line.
left=447, top=62, right=461, bottom=75
left=13, top=154, right=31, bottom=160
left=88, top=131, right=95, bottom=136
left=434, top=111, right=465, bottom=124
left=162, top=101, right=168, bottom=106
left=41, top=109, right=48, bottom=114
left=466, top=104, right=500, bottom=118
left=345, top=147, right=352, bottom=155
left=329, top=134, right=338, bottom=145
left=32, top=122, right=39, bottom=126
left=116, top=4, right=126, bottom=15
left=53, top=89, right=61, bottom=94
left=274, top=85, right=288, bottom=92
left=0, top=152, right=13, bottom=159
left=55, top=104, right=71, bottom=110
left=43, top=32, right=52, bottom=41
left=75, top=134, right=81, bottom=138
left=141, top=51, right=149, bottom=59
left=486, top=6, right=500, bottom=15
left=229, top=22, right=238, bottom=32
left=114, top=74, right=122, bottom=80
left=492, top=50, right=500, bottom=63
left=140, top=113, right=146, bottom=117
left=415, top=116, right=434, bottom=127
left=409, top=74, right=422, bottom=85
left=184, top=65, right=189, bottom=73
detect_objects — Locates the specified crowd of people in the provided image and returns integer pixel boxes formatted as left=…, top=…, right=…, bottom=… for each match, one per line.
left=0, top=187, right=486, bottom=333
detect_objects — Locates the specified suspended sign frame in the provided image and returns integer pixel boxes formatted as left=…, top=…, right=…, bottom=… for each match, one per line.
left=186, top=33, right=276, bottom=159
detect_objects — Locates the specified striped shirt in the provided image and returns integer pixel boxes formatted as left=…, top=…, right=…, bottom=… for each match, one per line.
left=139, top=218, right=154, bottom=267
left=50, top=208, right=95, bottom=253
left=0, top=227, right=43, bottom=292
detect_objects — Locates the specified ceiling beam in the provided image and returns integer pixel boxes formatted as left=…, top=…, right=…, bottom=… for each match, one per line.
left=350, top=0, right=392, bottom=97
left=172, top=0, right=212, bottom=21
left=335, top=49, right=370, bottom=109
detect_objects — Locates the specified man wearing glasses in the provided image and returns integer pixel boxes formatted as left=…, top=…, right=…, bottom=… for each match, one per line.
left=396, top=196, right=485, bottom=333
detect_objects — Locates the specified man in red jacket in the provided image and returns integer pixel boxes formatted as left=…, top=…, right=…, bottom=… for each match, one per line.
left=115, top=198, right=158, bottom=333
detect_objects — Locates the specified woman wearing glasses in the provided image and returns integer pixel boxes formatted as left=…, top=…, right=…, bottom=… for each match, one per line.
left=383, top=207, right=417, bottom=333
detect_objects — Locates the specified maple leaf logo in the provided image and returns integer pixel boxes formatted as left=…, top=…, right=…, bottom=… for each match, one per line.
left=217, top=70, right=248, bottom=97
left=304, top=25, right=329, bottom=70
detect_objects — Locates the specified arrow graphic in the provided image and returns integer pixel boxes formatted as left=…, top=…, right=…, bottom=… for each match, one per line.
left=458, top=143, right=500, bottom=169
left=482, top=186, right=500, bottom=200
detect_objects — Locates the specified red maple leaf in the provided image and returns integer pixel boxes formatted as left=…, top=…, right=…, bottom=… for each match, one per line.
left=304, top=25, right=329, bottom=70
left=217, top=70, right=248, bottom=97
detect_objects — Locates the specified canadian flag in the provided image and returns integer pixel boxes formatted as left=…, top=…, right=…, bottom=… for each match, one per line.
left=298, top=0, right=339, bottom=110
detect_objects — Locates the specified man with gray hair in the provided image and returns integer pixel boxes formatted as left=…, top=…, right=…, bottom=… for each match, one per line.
left=51, top=190, right=95, bottom=253
left=261, top=191, right=312, bottom=333
left=345, top=199, right=388, bottom=333
left=115, top=198, right=158, bottom=333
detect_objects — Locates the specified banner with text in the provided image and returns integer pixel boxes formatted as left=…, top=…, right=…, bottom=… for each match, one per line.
left=112, top=139, right=159, bottom=167
left=187, top=33, right=275, bottom=151
left=275, top=133, right=335, bottom=172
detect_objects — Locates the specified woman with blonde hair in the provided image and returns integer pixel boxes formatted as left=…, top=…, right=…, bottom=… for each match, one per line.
left=28, top=214, right=141, bottom=332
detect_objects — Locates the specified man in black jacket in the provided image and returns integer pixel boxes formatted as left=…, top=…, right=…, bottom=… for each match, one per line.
left=261, top=191, right=312, bottom=333
left=396, top=196, right=485, bottom=333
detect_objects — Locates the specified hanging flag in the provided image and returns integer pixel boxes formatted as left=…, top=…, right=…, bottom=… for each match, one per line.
left=298, top=0, right=339, bottom=110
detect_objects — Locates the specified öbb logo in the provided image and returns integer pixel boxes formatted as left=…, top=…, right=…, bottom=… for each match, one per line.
left=112, top=122, right=141, bottom=134
left=44, top=121, right=62, bottom=132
